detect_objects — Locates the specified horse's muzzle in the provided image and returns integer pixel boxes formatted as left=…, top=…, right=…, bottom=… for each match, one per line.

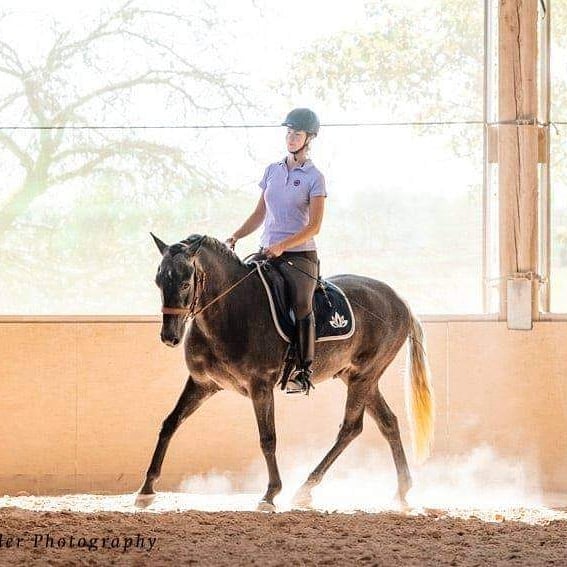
left=161, top=332, right=181, bottom=347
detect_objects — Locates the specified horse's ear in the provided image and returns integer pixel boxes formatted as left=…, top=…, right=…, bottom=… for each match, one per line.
left=150, top=232, right=168, bottom=256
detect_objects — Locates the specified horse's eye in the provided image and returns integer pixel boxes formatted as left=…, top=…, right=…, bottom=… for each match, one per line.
left=180, top=280, right=191, bottom=291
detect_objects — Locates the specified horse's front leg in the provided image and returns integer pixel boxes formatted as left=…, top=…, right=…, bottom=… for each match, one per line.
left=250, top=380, right=282, bottom=512
left=135, top=375, right=219, bottom=508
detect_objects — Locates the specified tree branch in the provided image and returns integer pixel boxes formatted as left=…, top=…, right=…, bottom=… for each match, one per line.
left=0, top=37, right=24, bottom=75
left=48, top=154, right=115, bottom=186
left=0, top=90, right=24, bottom=114
left=0, top=131, right=33, bottom=172
left=45, top=0, right=134, bottom=71
left=0, top=65, right=22, bottom=78
left=51, top=72, right=162, bottom=124
left=48, top=139, right=214, bottom=190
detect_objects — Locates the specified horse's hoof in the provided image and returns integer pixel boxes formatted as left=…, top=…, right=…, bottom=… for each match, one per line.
left=134, top=492, right=156, bottom=509
left=256, top=500, right=276, bottom=513
left=395, top=494, right=410, bottom=512
left=291, top=489, right=313, bottom=510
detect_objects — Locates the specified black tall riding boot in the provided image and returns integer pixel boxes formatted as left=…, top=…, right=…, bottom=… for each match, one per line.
left=286, top=311, right=316, bottom=395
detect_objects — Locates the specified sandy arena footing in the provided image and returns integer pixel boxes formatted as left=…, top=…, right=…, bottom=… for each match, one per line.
left=1, top=494, right=567, bottom=566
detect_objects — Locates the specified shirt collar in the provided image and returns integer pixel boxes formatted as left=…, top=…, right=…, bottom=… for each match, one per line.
left=277, top=157, right=314, bottom=171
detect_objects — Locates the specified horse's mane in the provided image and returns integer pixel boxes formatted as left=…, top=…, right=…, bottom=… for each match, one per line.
left=171, top=234, right=247, bottom=268
left=168, top=234, right=202, bottom=257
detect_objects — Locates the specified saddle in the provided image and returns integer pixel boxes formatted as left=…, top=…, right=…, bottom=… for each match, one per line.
left=245, top=253, right=355, bottom=391
left=246, top=254, right=355, bottom=344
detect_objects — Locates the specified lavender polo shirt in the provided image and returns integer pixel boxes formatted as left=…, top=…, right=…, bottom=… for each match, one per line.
left=258, top=158, right=327, bottom=252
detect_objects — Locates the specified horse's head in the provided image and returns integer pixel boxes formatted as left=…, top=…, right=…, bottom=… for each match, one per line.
left=151, top=232, right=205, bottom=347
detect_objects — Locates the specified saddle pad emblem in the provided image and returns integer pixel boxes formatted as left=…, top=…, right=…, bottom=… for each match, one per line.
left=330, top=312, right=348, bottom=328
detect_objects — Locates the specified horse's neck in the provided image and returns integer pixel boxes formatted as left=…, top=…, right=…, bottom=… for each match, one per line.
left=195, top=249, right=255, bottom=319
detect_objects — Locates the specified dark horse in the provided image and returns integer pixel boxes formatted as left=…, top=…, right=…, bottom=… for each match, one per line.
left=135, top=233, right=434, bottom=511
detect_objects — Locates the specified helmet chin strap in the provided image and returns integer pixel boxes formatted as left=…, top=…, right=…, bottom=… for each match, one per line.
left=291, top=136, right=311, bottom=161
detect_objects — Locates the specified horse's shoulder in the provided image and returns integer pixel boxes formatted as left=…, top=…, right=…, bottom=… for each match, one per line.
left=184, top=324, right=212, bottom=361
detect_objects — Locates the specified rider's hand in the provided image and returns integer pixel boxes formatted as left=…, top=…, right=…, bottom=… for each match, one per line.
left=225, top=236, right=238, bottom=250
left=264, top=242, right=285, bottom=259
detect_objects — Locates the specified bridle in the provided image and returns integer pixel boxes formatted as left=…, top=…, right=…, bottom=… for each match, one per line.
left=160, top=237, right=259, bottom=321
left=161, top=268, right=207, bottom=319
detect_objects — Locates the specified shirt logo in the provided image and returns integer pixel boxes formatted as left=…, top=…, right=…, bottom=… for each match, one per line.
left=293, top=179, right=301, bottom=187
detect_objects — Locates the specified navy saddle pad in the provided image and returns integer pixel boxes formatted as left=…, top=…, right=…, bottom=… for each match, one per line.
left=249, top=260, right=356, bottom=343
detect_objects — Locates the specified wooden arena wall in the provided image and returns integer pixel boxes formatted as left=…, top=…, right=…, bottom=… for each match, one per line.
left=1, top=319, right=567, bottom=499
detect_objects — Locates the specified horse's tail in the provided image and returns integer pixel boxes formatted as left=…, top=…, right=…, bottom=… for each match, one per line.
left=406, top=311, right=435, bottom=463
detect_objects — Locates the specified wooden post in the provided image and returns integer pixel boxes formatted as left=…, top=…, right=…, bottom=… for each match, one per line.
left=498, top=0, right=539, bottom=323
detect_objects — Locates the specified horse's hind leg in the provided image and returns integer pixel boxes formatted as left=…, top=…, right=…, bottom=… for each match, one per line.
left=292, top=378, right=369, bottom=509
left=135, top=376, right=218, bottom=508
left=365, top=388, right=412, bottom=508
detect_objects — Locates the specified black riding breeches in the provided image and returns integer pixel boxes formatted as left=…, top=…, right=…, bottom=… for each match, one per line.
left=272, top=250, right=319, bottom=321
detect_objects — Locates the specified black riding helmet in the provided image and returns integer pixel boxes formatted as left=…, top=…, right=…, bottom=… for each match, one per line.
left=281, top=108, right=320, bottom=136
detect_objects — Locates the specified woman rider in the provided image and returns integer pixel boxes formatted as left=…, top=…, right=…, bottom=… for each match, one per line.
left=226, top=108, right=327, bottom=395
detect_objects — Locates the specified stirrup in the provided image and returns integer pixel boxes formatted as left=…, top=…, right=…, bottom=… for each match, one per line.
left=285, top=369, right=314, bottom=396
